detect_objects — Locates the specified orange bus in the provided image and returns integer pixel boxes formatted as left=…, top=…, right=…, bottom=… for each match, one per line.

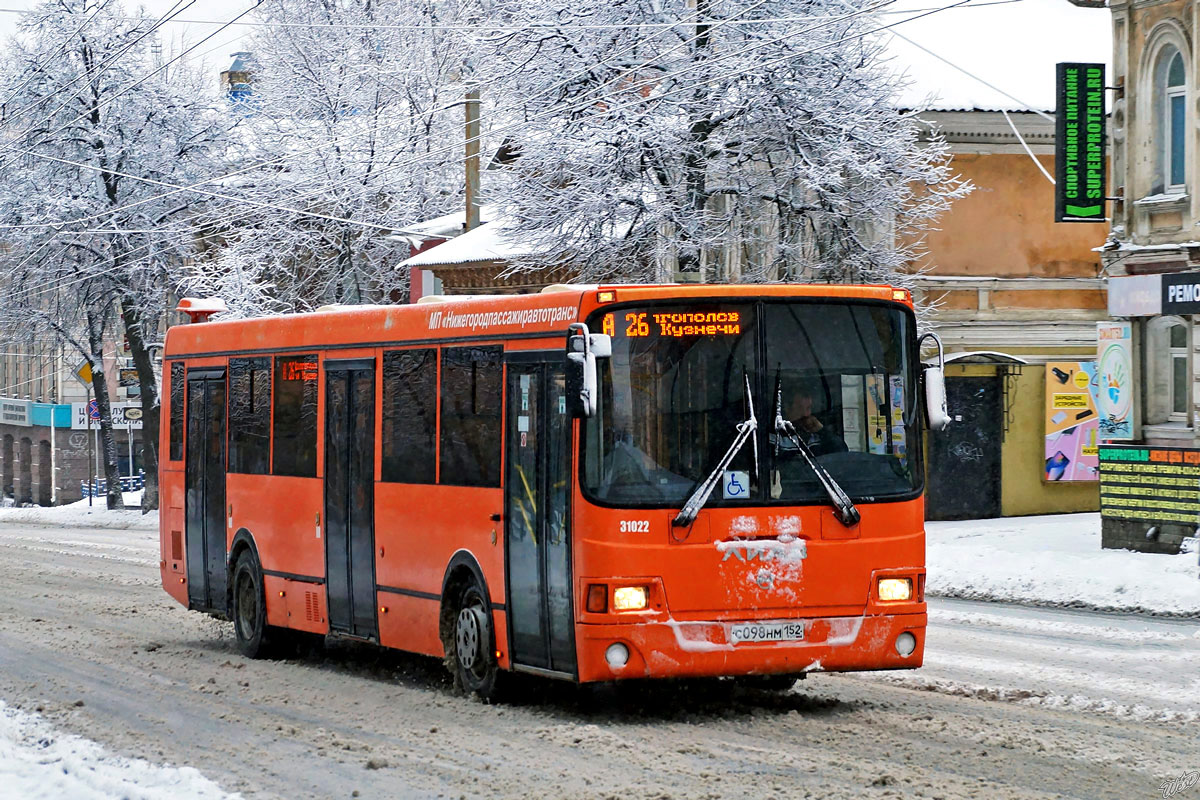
left=159, top=284, right=948, bottom=698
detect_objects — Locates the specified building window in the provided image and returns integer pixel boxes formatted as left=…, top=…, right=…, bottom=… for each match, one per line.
left=1155, top=46, right=1188, bottom=194
left=1145, top=317, right=1191, bottom=426
left=1170, top=322, right=1189, bottom=419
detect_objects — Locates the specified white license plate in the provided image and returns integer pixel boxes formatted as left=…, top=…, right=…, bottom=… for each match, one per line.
left=728, top=621, right=805, bottom=644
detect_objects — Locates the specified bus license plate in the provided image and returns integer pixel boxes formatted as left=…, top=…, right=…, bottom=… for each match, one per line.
left=728, top=621, right=805, bottom=644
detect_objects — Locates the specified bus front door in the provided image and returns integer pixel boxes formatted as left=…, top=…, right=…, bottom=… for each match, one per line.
left=505, top=362, right=576, bottom=675
left=324, top=361, right=377, bottom=640
left=184, top=369, right=227, bottom=613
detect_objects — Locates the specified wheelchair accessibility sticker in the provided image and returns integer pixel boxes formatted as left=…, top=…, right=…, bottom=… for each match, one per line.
left=722, top=470, right=750, bottom=499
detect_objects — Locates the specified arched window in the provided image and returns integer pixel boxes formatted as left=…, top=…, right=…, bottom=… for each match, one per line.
left=1145, top=316, right=1191, bottom=424
left=1155, top=47, right=1188, bottom=193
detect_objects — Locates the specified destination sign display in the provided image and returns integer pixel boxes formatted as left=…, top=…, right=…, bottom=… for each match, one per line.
left=601, top=309, right=743, bottom=339
left=1098, top=445, right=1200, bottom=524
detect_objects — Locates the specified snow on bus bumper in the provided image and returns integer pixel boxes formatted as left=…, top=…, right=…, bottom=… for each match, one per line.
left=574, top=612, right=926, bottom=683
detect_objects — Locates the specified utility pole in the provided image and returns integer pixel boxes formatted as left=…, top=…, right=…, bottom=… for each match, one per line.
left=465, top=84, right=482, bottom=232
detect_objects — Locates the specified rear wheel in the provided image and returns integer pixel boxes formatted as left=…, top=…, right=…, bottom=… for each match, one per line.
left=231, top=550, right=285, bottom=659
left=450, top=581, right=502, bottom=701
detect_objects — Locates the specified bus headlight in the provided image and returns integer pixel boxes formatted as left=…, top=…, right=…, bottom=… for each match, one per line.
left=612, top=586, right=648, bottom=611
left=878, top=578, right=913, bottom=602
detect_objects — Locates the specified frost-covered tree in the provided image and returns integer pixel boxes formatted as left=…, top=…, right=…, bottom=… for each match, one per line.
left=0, top=0, right=227, bottom=509
left=478, top=0, right=969, bottom=285
left=182, top=0, right=478, bottom=314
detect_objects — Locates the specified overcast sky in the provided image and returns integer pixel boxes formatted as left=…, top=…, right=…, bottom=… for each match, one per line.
left=0, top=0, right=251, bottom=74
left=0, top=0, right=1112, bottom=111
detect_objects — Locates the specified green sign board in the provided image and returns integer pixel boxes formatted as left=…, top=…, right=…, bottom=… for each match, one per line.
left=1099, top=444, right=1200, bottom=524
left=1055, top=62, right=1106, bottom=223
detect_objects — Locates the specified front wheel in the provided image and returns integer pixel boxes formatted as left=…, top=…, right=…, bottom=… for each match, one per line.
left=451, top=582, right=502, bottom=701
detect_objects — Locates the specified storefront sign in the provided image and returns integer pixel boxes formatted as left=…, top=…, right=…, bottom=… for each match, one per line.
left=71, top=402, right=144, bottom=430
left=1055, top=62, right=1106, bottom=223
left=1099, top=445, right=1200, bottom=524
left=1161, top=271, right=1200, bottom=314
left=0, top=398, right=32, bottom=427
left=1096, top=321, right=1134, bottom=439
left=1108, top=273, right=1162, bottom=317
left=1045, top=362, right=1100, bottom=481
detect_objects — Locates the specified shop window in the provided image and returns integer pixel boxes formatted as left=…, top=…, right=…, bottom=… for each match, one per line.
left=1145, top=317, right=1191, bottom=425
left=169, top=362, right=184, bottom=462
left=273, top=354, right=319, bottom=477
left=381, top=348, right=437, bottom=484
left=228, top=357, right=271, bottom=474
left=439, top=346, right=502, bottom=487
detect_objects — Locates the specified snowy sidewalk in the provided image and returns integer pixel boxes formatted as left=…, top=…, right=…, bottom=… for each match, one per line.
left=0, top=493, right=156, bottom=531
left=0, top=701, right=236, bottom=800
left=927, top=513, right=1200, bottom=617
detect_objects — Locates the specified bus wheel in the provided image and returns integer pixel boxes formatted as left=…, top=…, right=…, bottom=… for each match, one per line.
left=231, top=550, right=279, bottom=659
left=452, top=582, right=500, bottom=701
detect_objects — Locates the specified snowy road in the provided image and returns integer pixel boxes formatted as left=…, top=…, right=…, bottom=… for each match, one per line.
left=0, top=522, right=1195, bottom=799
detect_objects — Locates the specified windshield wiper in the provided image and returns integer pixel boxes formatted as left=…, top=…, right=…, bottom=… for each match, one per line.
left=773, top=378, right=861, bottom=527
left=673, top=373, right=757, bottom=528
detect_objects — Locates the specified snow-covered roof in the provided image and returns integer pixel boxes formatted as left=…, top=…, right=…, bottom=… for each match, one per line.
left=399, top=217, right=538, bottom=267
left=881, top=0, right=1111, bottom=113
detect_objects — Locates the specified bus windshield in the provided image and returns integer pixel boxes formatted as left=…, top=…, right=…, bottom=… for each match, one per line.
left=582, top=300, right=920, bottom=508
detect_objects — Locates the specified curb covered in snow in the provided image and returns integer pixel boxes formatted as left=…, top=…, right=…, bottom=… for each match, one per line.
left=927, top=513, right=1200, bottom=618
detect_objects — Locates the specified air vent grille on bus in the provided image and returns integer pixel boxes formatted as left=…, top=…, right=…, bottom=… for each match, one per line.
left=170, top=530, right=183, bottom=562
left=305, top=591, right=319, bottom=622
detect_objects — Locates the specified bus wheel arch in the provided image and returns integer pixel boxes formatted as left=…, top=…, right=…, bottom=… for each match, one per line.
left=227, top=528, right=261, bottom=614
left=440, top=551, right=501, bottom=700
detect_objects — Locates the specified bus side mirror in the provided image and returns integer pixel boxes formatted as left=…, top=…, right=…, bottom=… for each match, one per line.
left=566, top=324, right=610, bottom=418
left=924, top=366, right=950, bottom=431
left=918, top=331, right=951, bottom=432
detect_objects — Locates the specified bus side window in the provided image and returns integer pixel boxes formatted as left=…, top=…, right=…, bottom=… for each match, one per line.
left=169, top=362, right=185, bottom=462
left=440, top=346, right=502, bottom=487
left=273, top=354, right=319, bottom=478
left=229, top=357, right=271, bottom=474
left=381, top=348, right=437, bottom=484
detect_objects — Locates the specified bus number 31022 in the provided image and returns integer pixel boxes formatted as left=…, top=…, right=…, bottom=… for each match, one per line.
left=619, top=520, right=650, bottom=534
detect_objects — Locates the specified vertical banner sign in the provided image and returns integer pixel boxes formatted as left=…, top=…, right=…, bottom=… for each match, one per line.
left=1096, top=321, right=1134, bottom=440
left=1055, top=62, right=1106, bottom=222
left=1045, top=362, right=1101, bottom=481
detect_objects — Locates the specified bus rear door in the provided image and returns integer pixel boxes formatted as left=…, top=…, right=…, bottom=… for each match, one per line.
left=185, top=368, right=227, bottom=613
left=505, top=358, right=576, bottom=675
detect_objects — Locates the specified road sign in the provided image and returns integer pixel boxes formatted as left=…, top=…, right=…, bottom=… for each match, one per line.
left=74, top=361, right=93, bottom=386
left=87, top=399, right=100, bottom=420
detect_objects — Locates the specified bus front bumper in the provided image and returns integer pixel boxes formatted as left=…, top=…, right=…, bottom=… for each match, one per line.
left=574, top=612, right=925, bottom=683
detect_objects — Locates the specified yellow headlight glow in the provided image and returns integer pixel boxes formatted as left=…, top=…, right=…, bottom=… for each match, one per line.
left=878, top=578, right=913, bottom=602
left=612, top=586, right=648, bottom=611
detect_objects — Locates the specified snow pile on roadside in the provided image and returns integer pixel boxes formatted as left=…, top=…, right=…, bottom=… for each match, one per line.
left=0, top=493, right=156, bottom=531
left=927, top=513, right=1200, bottom=616
left=0, top=700, right=237, bottom=800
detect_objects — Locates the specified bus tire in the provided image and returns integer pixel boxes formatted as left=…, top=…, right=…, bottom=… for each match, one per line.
left=231, top=550, right=282, bottom=659
left=450, top=581, right=501, bottom=701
